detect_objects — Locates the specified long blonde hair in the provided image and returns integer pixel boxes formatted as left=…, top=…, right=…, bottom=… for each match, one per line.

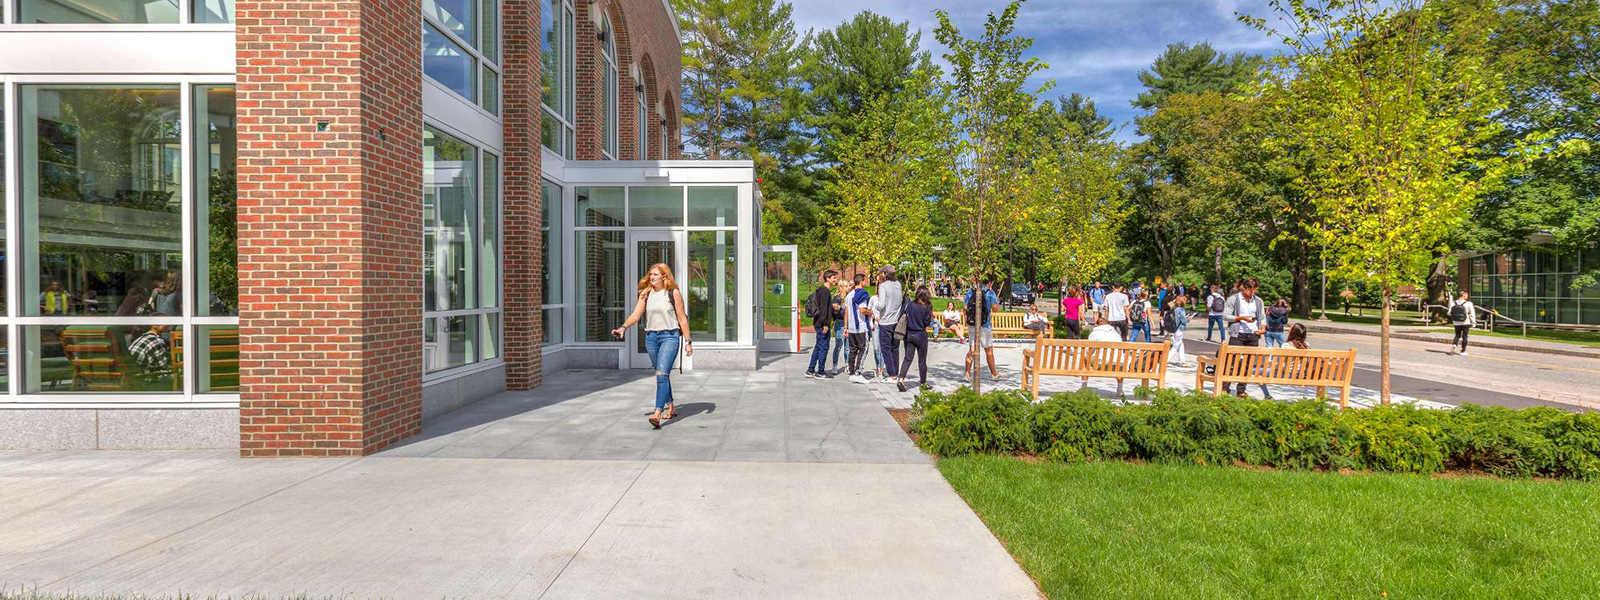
left=637, top=262, right=679, bottom=292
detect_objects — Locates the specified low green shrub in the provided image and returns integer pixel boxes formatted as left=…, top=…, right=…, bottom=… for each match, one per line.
left=909, top=385, right=1600, bottom=480
left=910, top=387, right=1032, bottom=456
left=1027, top=390, right=1131, bottom=462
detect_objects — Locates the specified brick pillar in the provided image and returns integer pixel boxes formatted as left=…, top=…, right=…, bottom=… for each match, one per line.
left=503, top=0, right=544, bottom=390
left=575, top=0, right=603, bottom=160
left=235, top=0, right=424, bottom=457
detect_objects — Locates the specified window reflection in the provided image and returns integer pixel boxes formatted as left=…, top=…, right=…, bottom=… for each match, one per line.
left=28, top=325, right=183, bottom=393
left=22, top=86, right=184, bottom=318
left=20, top=0, right=180, bottom=24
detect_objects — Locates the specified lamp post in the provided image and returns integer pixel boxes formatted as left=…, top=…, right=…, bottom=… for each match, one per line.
left=1318, top=241, right=1330, bottom=321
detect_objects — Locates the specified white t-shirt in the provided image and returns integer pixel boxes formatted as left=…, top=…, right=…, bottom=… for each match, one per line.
left=1104, top=292, right=1131, bottom=321
left=846, top=289, right=872, bottom=334
left=942, top=308, right=961, bottom=323
left=1024, top=311, right=1048, bottom=326
left=1234, top=296, right=1262, bottom=335
left=1088, top=324, right=1121, bottom=342
left=868, top=295, right=883, bottom=327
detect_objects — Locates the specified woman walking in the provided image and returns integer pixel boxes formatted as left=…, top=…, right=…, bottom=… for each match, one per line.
left=1168, top=295, right=1191, bottom=365
left=611, top=263, right=693, bottom=429
left=897, top=286, right=935, bottom=392
left=1060, top=287, right=1085, bottom=339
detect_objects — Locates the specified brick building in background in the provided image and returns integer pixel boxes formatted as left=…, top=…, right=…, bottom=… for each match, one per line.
left=0, top=0, right=774, bottom=455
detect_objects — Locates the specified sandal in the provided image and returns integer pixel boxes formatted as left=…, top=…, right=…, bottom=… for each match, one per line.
left=649, top=414, right=662, bottom=429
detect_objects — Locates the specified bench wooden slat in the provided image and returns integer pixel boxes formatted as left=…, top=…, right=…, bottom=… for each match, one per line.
left=1022, top=339, right=1170, bottom=400
left=1196, top=344, right=1358, bottom=407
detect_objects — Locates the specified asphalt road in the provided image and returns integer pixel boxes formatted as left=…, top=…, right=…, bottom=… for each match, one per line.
left=1184, top=329, right=1597, bottom=412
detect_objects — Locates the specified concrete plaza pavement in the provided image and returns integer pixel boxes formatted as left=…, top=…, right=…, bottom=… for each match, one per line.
left=0, top=355, right=1041, bottom=600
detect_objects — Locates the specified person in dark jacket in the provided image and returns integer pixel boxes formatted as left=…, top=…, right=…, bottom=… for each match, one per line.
left=1264, top=298, right=1291, bottom=348
left=897, top=285, right=935, bottom=392
left=805, top=270, right=841, bottom=379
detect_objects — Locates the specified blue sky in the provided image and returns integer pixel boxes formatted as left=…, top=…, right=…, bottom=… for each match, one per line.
left=788, top=0, right=1289, bottom=142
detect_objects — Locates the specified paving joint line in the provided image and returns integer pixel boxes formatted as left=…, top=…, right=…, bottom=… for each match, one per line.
left=534, top=461, right=653, bottom=600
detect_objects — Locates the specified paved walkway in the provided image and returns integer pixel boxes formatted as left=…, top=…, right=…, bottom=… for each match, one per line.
left=0, top=355, right=1040, bottom=600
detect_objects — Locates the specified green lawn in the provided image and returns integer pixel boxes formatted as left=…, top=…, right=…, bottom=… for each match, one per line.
left=939, top=455, right=1600, bottom=600
left=1470, top=326, right=1600, bottom=347
left=1323, top=310, right=1430, bottom=326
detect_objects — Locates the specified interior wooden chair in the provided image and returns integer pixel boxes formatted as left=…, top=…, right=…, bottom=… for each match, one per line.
left=61, top=326, right=129, bottom=392
left=173, top=328, right=241, bottom=392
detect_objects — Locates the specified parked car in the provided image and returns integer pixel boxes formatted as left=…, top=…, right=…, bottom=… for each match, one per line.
left=1008, top=283, right=1035, bottom=307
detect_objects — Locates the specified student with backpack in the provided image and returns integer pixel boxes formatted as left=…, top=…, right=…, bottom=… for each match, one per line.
left=1264, top=298, right=1291, bottom=348
left=1448, top=291, right=1477, bottom=356
left=1220, top=277, right=1271, bottom=399
left=804, top=270, right=841, bottom=379
left=875, top=266, right=905, bottom=379
left=1128, top=290, right=1153, bottom=343
left=1205, top=284, right=1227, bottom=342
left=963, top=277, right=1002, bottom=380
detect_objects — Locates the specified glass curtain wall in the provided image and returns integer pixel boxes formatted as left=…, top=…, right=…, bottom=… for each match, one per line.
left=541, top=179, right=565, bottom=346
left=1468, top=248, right=1600, bottom=325
left=423, top=126, right=502, bottom=374
left=540, top=0, right=577, bottom=159
left=422, top=0, right=501, bottom=115
left=569, top=185, right=741, bottom=345
left=12, top=83, right=238, bottom=395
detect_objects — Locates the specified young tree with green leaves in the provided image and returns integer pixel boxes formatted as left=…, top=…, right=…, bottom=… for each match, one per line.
left=828, top=72, right=949, bottom=271
left=932, top=0, right=1051, bottom=391
left=1248, top=0, right=1532, bottom=403
left=1019, top=105, right=1127, bottom=293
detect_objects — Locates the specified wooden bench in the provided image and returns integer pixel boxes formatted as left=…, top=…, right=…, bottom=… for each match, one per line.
left=1196, top=344, right=1358, bottom=408
left=988, top=312, right=1053, bottom=341
left=1021, top=339, right=1171, bottom=400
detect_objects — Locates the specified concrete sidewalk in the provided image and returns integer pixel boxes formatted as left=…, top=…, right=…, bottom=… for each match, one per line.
left=0, top=355, right=1041, bottom=600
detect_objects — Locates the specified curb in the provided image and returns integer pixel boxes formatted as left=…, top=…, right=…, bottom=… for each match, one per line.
left=1302, top=323, right=1600, bottom=361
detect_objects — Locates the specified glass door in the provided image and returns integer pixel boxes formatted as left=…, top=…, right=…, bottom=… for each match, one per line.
left=758, top=245, right=799, bottom=352
left=627, top=231, right=683, bottom=368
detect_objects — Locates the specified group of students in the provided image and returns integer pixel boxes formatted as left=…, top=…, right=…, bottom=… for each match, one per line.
left=805, top=266, right=936, bottom=393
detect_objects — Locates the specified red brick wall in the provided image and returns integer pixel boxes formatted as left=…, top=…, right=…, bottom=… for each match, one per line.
left=235, top=0, right=424, bottom=457
left=503, top=0, right=544, bottom=389
left=573, top=0, right=682, bottom=161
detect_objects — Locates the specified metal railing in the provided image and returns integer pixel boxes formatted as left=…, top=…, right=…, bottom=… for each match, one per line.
left=1421, top=304, right=1528, bottom=337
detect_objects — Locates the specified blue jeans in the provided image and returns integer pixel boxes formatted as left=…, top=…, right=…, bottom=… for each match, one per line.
left=644, top=329, right=681, bottom=412
left=830, top=319, right=849, bottom=369
left=1206, top=315, right=1225, bottom=341
left=1264, top=331, right=1286, bottom=348
left=808, top=324, right=831, bottom=374
left=1130, top=321, right=1152, bottom=342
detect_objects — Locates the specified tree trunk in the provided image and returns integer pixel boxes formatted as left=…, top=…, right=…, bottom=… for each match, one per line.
left=969, top=272, right=983, bottom=394
left=1425, top=254, right=1452, bottom=322
left=1213, top=246, right=1224, bottom=286
left=1380, top=285, right=1392, bottom=405
left=1291, top=253, right=1311, bottom=318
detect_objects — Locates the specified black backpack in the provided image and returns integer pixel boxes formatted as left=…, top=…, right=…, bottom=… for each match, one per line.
left=1208, top=294, right=1224, bottom=313
left=1162, top=310, right=1177, bottom=332
left=805, top=287, right=828, bottom=320
left=1449, top=301, right=1467, bottom=322
left=964, top=289, right=991, bottom=326
left=1130, top=301, right=1147, bottom=324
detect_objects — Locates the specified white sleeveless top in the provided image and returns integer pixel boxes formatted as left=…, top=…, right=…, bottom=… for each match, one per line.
left=644, top=289, right=677, bottom=331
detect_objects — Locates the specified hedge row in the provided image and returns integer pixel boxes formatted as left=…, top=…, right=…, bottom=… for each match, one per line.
left=909, top=387, right=1600, bottom=479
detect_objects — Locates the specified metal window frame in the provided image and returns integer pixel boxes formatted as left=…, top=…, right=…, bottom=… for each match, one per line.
left=419, top=120, right=505, bottom=379
left=5, top=0, right=237, bottom=28
left=1, top=75, right=240, bottom=407
left=421, top=0, right=503, bottom=119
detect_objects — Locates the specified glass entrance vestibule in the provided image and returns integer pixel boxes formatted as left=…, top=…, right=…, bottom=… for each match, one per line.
left=539, top=160, right=775, bottom=371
